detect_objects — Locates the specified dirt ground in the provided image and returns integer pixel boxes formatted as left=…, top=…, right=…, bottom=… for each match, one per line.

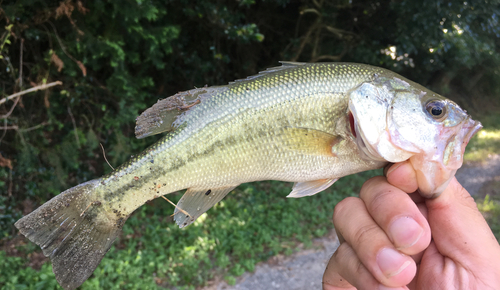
left=205, top=154, right=500, bottom=290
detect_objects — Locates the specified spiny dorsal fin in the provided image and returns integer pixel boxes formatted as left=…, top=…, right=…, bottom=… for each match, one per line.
left=135, top=86, right=227, bottom=139
left=174, top=185, right=239, bottom=228
left=287, top=178, right=338, bottom=198
left=229, top=61, right=307, bottom=84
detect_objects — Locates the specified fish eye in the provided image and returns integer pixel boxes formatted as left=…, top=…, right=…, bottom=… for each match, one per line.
left=425, top=100, right=447, bottom=120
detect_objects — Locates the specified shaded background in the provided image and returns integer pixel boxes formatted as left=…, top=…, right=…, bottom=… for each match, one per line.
left=1, top=0, right=499, bottom=289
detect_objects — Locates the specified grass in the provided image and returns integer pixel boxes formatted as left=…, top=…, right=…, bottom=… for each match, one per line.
left=0, top=170, right=380, bottom=289
left=477, top=195, right=500, bottom=242
left=467, top=107, right=500, bottom=242
left=464, top=128, right=500, bottom=163
left=463, top=102, right=500, bottom=163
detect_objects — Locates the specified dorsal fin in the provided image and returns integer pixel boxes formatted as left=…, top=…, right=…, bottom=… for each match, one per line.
left=229, top=61, right=307, bottom=84
left=135, top=62, right=306, bottom=138
left=135, top=86, right=227, bottom=139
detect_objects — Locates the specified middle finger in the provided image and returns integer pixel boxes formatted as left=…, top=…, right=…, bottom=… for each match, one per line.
left=360, top=177, right=431, bottom=255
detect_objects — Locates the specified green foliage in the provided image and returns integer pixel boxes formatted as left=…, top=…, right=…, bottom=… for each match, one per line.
left=1, top=0, right=500, bottom=288
left=1, top=171, right=379, bottom=289
left=0, top=0, right=271, bottom=237
left=477, top=195, right=500, bottom=242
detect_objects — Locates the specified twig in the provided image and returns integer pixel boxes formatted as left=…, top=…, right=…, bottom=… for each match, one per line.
left=8, top=168, right=12, bottom=196
left=0, top=95, right=20, bottom=119
left=67, top=105, right=80, bottom=148
left=301, top=8, right=321, bottom=16
left=312, top=0, right=323, bottom=8
left=292, top=20, right=320, bottom=61
left=0, top=81, right=62, bottom=105
left=19, top=39, right=23, bottom=90
left=48, top=21, right=86, bottom=76
left=48, top=21, right=76, bottom=63
left=0, top=122, right=48, bottom=132
left=0, top=125, right=18, bottom=130
left=0, top=119, right=7, bottom=144
left=19, top=122, right=48, bottom=132
left=161, top=195, right=192, bottom=217
left=100, top=143, right=115, bottom=170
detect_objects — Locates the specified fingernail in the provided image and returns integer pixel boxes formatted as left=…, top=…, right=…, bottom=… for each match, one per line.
left=389, top=217, right=423, bottom=249
left=386, top=163, right=403, bottom=177
left=377, top=248, right=411, bottom=278
left=379, top=285, right=406, bottom=290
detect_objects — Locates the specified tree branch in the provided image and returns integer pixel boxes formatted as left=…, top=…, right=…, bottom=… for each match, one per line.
left=0, top=81, right=62, bottom=106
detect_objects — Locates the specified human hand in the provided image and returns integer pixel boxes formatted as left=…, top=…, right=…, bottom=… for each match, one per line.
left=322, top=161, right=500, bottom=289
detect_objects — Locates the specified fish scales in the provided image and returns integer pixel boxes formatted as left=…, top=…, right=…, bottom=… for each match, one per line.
left=14, top=62, right=481, bottom=290
left=97, top=63, right=382, bottom=212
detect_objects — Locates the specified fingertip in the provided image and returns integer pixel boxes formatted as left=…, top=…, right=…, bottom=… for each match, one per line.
left=386, top=161, right=418, bottom=194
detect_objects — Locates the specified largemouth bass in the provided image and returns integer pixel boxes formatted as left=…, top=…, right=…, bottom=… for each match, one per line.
left=15, top=62, right=481, bottom=289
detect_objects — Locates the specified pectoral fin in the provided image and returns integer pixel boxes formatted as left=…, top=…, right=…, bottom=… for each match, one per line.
left=174, top=185, right=239, bottom=228
left=282, top=127, right=341, bottom=157
left=287, top=178, right=338, bottom=198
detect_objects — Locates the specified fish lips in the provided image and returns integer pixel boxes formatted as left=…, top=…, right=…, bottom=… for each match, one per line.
left=411, top=117, right=482, bottom=198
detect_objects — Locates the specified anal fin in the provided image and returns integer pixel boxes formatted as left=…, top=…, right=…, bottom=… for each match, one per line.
left=174, top=185, right=239, bottom=228
left=287, top=178, right=338, bottom=198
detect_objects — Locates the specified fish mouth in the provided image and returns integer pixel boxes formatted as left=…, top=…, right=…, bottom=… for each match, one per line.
left=443, top=117, right=482, bottom=168
left=413, top=116, right=482, bottom=199
left=460, top=118, right=483, bottom=155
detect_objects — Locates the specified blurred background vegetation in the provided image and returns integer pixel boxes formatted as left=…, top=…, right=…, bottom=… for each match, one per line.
left=0, top=0, right=499, bottom=289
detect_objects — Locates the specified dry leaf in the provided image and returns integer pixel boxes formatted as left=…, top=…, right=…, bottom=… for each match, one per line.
left=76, top=60, right=87, bottom=76
left=55, top=0, right=74, bottom=19
left=0, top=153, right=13, bottom=170
left=76, top=1, right=89, bottom=14
left=51, top=53, right=64, bottom=72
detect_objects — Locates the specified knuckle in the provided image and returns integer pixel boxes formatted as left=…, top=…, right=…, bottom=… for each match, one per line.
left=333, top=197, right=360, bottom=221
left=333, top=242, right=354, bottom=264
left=360, top=176, right=387, bottom=197
left=352, top=223, right=380, bottom=246
left=367, top=187, right=394, bottom=213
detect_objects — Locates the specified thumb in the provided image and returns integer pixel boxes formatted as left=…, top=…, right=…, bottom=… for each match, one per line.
left=425, top=177, right=499, bottom=267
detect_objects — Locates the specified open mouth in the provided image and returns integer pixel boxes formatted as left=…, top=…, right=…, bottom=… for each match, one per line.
left=460, top=119, right=483, bottom=155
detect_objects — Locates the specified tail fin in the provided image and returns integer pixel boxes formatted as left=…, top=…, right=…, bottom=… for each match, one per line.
left=15, top=179, right=123, bottom=290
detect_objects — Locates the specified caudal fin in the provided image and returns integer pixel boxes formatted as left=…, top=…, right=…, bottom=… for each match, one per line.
left=15, top=179, right=123, bottom=290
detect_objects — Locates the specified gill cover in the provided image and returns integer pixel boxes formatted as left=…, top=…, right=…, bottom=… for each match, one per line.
left=348, top=81, right=414, bottom=163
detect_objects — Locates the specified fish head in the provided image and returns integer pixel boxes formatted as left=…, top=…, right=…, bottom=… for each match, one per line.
left=348, top=73, right=482, bottom=198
